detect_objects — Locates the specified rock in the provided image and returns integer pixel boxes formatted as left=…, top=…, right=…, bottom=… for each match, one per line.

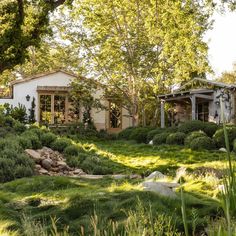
left=142, top=182, right=176, bottom=198
left=148, top=140, right=153, bottom=145
left=79, top=174, right=104, bottom=179
left=25, top=149, right=43, bottom=164
left=156, top=182, right=180, bottom=188
left=146, top=171, right=166, bottom=180
left=38, top=168, right=49, bottom=175
left=219, top=148, right=227, bottom=152
left=73, top=169, right=84, bottom=175
left=112, top=174, right=127, bottom=179
left=129, top=174, right=142, bottom=179
left=41, top=159, right=53, bottom=170
left=35, top=164, right=41, bottom=170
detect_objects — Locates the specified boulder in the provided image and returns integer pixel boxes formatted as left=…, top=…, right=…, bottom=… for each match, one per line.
left=25, top=149, right=44, bottom=164
left=38, top=168, right=49, bottom=175
left=146, top=171, right=166, bottom=180
left=129, top=174, right=142, bottom=179
left=41, top=159, right=53, bottom=170
left=142, top=181, right=176, bottom=198
left=219, top=148, right=227, bottom=152
left=73, top=169, right=84, bottom=175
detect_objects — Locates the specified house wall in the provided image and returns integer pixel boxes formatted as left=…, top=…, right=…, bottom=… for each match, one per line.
left=0, top=71, right=132, bottom=131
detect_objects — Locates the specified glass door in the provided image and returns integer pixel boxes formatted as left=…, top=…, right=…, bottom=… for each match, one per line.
left=39, top=95, right=52, bottom=124
left=54, top=95, right=66, bottom=124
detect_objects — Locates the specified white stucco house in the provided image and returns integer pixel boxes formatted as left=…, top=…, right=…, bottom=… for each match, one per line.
left=158, top=78, right=236, bottom=127
left=0, top=70, right=132, bottom=132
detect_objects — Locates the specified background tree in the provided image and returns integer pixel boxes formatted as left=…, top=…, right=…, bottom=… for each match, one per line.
left=218, top=63, right=236, bottom=84
left=55, top=0, right=213, bottom=126
left=0, top=0, right=71, bottom=73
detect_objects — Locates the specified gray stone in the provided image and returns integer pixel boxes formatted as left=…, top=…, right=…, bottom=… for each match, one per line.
left=25, top=149, right=43, bottom=163
left=219, top=148, right=227, bottom=152
left=148, top=140, right=153, bottom=145
left=129, top=174, right=142, bottom=179
left=41, top=159, right=52, bottom=170
left=142, top=182, right=176, bottom=198
left=73, top=169, right=84, bottom=175
left=38, top=168, right=49, bottom=175
left=146, top=171, right=166, bottom=180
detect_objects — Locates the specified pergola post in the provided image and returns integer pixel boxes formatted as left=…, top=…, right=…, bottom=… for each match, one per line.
left=190, top=95, right=196, bottom=120
left=161, top=100, right=165, bottom=128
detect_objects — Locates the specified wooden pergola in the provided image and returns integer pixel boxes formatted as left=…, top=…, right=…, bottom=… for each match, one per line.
left=158, top=89, right=214, bottom=128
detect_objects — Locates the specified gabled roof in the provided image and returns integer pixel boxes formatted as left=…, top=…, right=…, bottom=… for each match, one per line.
left=10, top=70, right=78, bottom=85
left=176, top=77, right=236, bottom=91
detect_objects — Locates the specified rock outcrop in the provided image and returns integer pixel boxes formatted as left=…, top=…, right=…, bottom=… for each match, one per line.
left=25, top=147, right=85, bottom=177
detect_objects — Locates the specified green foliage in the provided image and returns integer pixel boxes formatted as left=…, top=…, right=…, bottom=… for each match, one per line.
left=64, top=145, right=82, bottom=157
left=166, top=132, right=186, bottom=145
left=28, top=97, right=36, bottom=123
left=0, top=139, right=34, bottom=182
left=21, top=131, right=42, bottom=150
left=129, top=127, right=154, bottom=143
left=51, top=138, right=72, bottom=152
left=117, top=127, right=135, bottom=140
left=189, top=136, right=215, bottom=150
left=13, top=121, right=26, bottom=133
left=8, top=104, right=27, bottom=123
left=178, top=120, right=218, bottom=137
left=0, top=0, right=68, bottom=73
left=213, top=126, right=236, bottom=148
left=184, top=131, right=207, bottom=147
left=153, top=133, right=169, bottom=145
left=18, top=136, right=33, bottom=149
left=146, top=128, right=166, bottom=142
left=40, top=132, right=57, bottom=147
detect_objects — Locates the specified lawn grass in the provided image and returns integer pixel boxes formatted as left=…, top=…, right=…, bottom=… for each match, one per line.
left=0, top=139, right=230, bottom=235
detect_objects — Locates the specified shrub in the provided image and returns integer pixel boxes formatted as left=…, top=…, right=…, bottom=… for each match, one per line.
left=66, top=153, right=89, bottom=167
left=213, top=126, right=236, bottom=148
left=233, top=139, right=236, bottom=153
left=129, top=127, right=154, bottom=143
left=50, top=138, right=72, bottom=152
left=18, top=136, right=33, bottom=149
left=41, top=132, right=57, bottom=147
left=28, top=127, right=45, bottom=139
left=80, top=155, right=112, bottom=175
left=13, top=121, right=26, bottom=133
left=118, top=127, right=135, bottom=140
left=153, top=133, right=169, bottom=145
left=203, top=122, right=218, bottom=137
left=178, top=120, right=205, bottom=134
left=146, top=129, right=164, bottom=142
left=166, top=132, right=186, bottom=145
left=64, top=145, right=83, bottom=157
left=189, top=136, right=215, bottom=150
left=184, top=131, right=207, bottom=147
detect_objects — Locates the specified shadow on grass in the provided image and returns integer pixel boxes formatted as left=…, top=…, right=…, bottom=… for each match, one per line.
left=0, top=176, right=221, bottom=235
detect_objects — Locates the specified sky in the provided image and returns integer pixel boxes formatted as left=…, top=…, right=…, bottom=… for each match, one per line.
left=206, top=9, right=236, bottom=78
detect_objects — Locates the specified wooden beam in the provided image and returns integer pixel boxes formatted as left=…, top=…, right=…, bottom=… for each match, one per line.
left=161, top=100, right=165, bottom=128
left=194, top=94, right=213, bottom=100
left=164, top=95, right=191, bottom=102
left=190, top=95, right=196, bottom=120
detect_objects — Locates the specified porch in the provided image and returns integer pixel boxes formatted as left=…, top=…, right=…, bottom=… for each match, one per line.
left=159, top=89, right=214, bottom=128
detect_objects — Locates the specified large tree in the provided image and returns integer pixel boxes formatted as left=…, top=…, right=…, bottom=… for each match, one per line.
left=0, top=0, right=71, bottom=74
left=55, top=0, right=213, bottom=126
left=218, top=63, right=236, bottom=84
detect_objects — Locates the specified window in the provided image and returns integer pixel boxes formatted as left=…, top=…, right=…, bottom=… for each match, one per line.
left=197, top=102, right=209, bottom=122
left=109, top=102, right=122, bottom=129
left=39, top=95, right=51, bottom=124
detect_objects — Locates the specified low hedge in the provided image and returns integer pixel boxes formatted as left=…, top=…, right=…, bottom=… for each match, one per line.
left=184, top=131, right=207, bottom=147
left=50, top=138, right=72, bottom=152
left=213, top=126, right=236, bottom=149
left=178, top=120, right=218, bottom=137
left=129, top=127, right=154, bottom=143
left=153, top=133, right=169, bottom=145
left=118, top=127, right=135, bottom=140
left=166, top=132, right=186, bottom=145
left=41, top=132, right=57, bottom=147
left=189, top=136, right=215, bottom=150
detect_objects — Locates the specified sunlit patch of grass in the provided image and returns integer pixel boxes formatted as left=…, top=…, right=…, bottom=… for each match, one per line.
left=107, top=181, right=142, bottom=193
left=0, top=220, right=19, bottom=236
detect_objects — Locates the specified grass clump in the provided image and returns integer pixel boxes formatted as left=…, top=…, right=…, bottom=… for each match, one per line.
left=40, top=132, right=57, bottom=147
left=189, top=136, right=215, bottom=151
left=51, top=138, right=72, bottom=152
left=64, top=145, right=83, bottom=157
left=184, top=131, right=207, bottom=147
left=129, top=127, right=154, bottom=143
left=166, top=132, right=186, bottom=145
left=153, top=133, right=169, bottom=145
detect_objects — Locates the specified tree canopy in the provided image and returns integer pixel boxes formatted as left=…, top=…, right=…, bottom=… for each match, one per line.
left=0, top=0, right=70, bottom=73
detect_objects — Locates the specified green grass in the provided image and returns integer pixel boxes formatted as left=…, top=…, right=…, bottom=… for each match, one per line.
left=0, top=139, right=231, bottom=235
